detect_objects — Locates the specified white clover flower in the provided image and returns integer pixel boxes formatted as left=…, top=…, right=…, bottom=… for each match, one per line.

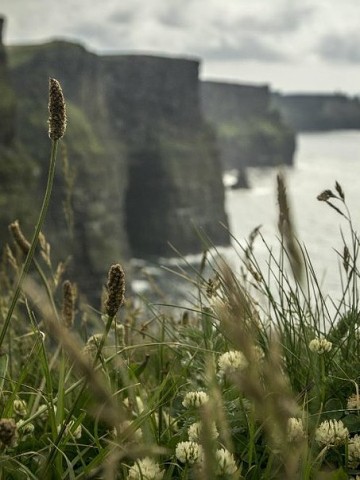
left=128, top=457, right=164, bottom=480
left=347, top=394, right=360, bottom=411
left=215, top=448, right=238, bottom=475
left=287, top=417, right=306, bottom=443
left=252, top=346, right=265, bottom=361
left=86, top=333, right=104, bottom=347
left=123, top=396, right=145, bottom=414
left=187, top=421, right=218, bottom=442
left=349, top=435, right=360, bottom=466
left=58, top=420, right=82, bottom=439
left=182, top=391, right=209, bottom=408
left=175, top=441, right=203, bottom=464
left=119, top=420, right=143, bottom=442
left=315, top=419, right=349, bottom=446
left=218, top=351, right=248, bottom=375
left=309, top=338, right=332, bottom=354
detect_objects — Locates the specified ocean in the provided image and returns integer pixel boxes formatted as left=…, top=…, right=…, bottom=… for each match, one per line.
left=132, top=131, right=360, bottom=305
left=226, top=130, right=360, bottom=299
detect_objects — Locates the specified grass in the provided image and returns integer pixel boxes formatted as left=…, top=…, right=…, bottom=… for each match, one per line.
left=1, top=80, right=360, bottom=480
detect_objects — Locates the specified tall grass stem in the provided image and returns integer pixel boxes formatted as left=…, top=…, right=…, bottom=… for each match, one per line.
left=0, top=139, right=59, bottom=348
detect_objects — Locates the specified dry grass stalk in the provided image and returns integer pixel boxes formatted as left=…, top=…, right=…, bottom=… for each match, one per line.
left=23, top=277, right=123, bottom=428
left=277, top=173, right=303, bottom=283
left=217, top=265, right=304, bottom=478
left=8, top=220, right=30, bottom=255
left=3, top=244, right=18, bottom=273
left=61, top=280, right=76, bottom=328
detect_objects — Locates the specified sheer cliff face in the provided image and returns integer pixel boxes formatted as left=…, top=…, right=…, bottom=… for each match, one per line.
left=2, top=41, right=229, bottom=295
left=101, top=55, right=229, bottom=256
left=7, top=41, right=129, bottom=298
left=272, top=94, right=360, bottom=132
left=201, top=81, right=296, bottom=169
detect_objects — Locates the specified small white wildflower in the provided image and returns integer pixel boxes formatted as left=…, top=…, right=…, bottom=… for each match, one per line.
left=123, top=396, right=144, bottom=414
left=252, top=345, right=265, bottom=361
left=309, top=338, right=332, bottom=354
left=119, top=420, right=143, bottom=442
left=315, top=419, right=349, bottom=446
left=82, top=334, right=104, bottom=359
left=218, top=351, right=248, bottom=375
left=128, top=457, right=164, bottom=480
left=70, top=422, right=82, bottom=439
left=187, top=421, right=218, bottom=442
left=182, top=391, right=209, bottom=408
left=176, top=441, right=203, bottom=464
left=215, top=448, right=238, bottom=475
left=347, top=394, right=360, bottom=410
left=86, top=333, right=103, bottom=347
left=349, top=434, right=360, bottom=466
left=287, top=417, right=306, bottom=443
left=58, top=420, right=82, bottom=439
left=13, top=399, right=27, bottom=417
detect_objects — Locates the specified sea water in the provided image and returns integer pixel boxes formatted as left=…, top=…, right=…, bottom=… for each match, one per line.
left=225, top=130, right=360, bottom=300
left=132, top=131, right=360, bottom=305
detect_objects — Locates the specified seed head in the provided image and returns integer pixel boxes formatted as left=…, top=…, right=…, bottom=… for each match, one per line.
left=0, top=418, right=18, bottom=447
left=62, top=280, right=76, bottom=328
left=13, top=399, right=27, bottom=417
left=104, top=264, right=125, bottom=318
left=48, top=77, right=67, bottom=140
left=317, top=189, right=336, bottom=202
left=9, top=220, right=30, bottom=255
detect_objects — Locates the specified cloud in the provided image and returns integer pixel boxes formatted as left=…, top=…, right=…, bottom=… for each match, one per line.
left=214, top=4, right=314, bottom=34
left=199, top=35, right=287, bottom=62
left=318, top=32, right=360, bottom=63
left=1, top=0, right=360, bottom=69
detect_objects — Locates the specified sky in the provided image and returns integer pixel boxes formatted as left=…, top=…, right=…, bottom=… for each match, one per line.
left=1, top=0, right=360, bottom=95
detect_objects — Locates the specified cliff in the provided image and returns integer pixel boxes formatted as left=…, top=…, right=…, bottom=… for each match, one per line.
left=0, top=27, right=229, bottom=297
left=201, top=81, right=296, bottom=170
left=272, top=93, right=360, bottom=132
left=100, top=55, right=229, bottom=257
left=0, top=18, right=38, bottom=239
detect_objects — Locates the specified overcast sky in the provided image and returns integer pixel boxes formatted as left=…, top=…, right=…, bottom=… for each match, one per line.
left=2, top=0, right=360, bottom=94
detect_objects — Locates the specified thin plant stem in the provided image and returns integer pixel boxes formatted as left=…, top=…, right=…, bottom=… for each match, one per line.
left=0, top=139, right=59, bottom=348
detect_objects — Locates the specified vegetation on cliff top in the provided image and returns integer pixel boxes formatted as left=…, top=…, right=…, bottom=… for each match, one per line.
left=0, top=78, right=360, bottom=480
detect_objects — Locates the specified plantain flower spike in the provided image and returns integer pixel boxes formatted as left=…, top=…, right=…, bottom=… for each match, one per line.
left=48, top=77, right=67, bottom=140
left=104, top=264, right=125, bottom=318
left=62, top=280, right=76, bottom=329
left=8, top=220, right=30, bottom=255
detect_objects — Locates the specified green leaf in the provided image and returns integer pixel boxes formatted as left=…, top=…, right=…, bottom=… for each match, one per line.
left=342, top=414, right=360, bottom=432
left=0, top=353, right=8, bottom=390
left=323, top=398, right=344, bottom=420
left=316, top=467, right=348, bottom=480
